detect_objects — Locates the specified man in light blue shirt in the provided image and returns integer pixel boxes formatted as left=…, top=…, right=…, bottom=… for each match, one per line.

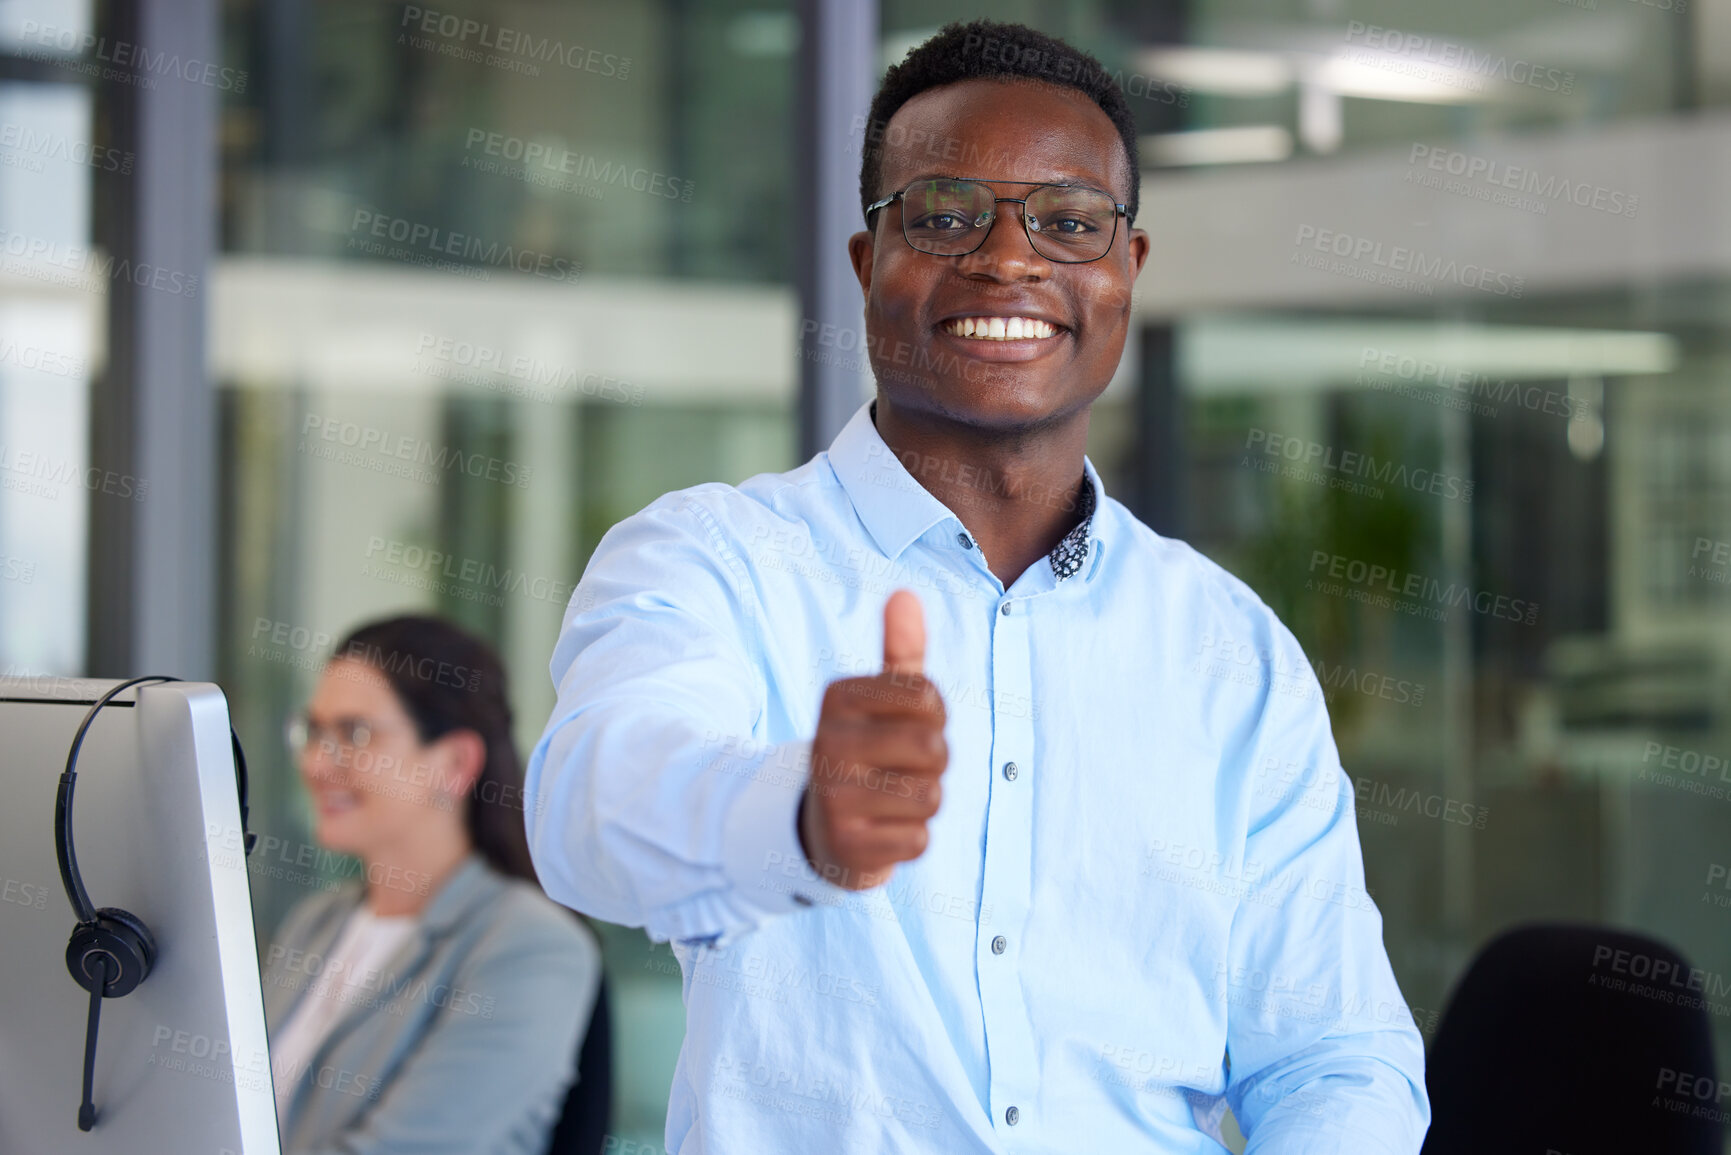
left=526, top=18, right=1429, bottom=1154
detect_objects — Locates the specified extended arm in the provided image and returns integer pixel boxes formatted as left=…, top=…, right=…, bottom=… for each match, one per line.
left=523, top=495, right=848, bottom=947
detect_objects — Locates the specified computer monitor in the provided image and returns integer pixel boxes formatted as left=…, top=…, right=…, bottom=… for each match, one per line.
left=0, top=676, right=280, bottom=1154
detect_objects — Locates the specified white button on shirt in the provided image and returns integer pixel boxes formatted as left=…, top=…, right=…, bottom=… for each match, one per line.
left=526, top=399, right=1429, bottom=1153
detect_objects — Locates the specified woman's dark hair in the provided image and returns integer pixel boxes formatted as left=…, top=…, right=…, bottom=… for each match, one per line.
left=860, top=19, right=1141, bottom=227
left=330, top=614, right=538, bottom=884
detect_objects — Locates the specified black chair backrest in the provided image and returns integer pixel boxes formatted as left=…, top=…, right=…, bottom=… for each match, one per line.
left=543, top=962, right=613, bottom=1155
left=1422, top=923, right=1721, bottom=1155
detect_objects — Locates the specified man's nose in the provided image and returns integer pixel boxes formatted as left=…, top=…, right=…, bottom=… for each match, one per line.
left=958, top=200, right=1050, bottom=279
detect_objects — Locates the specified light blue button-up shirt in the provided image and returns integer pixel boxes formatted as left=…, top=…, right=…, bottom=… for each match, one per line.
left=526, top=399, right=1430, bottom=1154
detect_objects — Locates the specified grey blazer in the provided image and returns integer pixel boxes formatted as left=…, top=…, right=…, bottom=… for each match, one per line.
left=262, top=853, right=601, bottom=1155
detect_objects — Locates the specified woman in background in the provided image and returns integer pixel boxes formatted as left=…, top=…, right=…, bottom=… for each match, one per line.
left=264, top=614, right=601, bottom=1155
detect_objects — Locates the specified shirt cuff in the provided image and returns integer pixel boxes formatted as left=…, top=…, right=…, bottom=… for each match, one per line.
left=717, top=738, right=858, bottom=926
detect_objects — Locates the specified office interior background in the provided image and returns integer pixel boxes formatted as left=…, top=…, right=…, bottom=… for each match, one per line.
left=2, top=0, right=1729, bottom=1148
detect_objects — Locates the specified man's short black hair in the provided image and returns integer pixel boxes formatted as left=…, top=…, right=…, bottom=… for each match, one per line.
left=859, top=20, right=1140, bottom=229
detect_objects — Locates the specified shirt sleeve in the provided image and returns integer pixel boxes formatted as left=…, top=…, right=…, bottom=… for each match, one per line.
left=1221, top=615, right=1432, bottom=1154
left=523, top=494, right=854, bottom=948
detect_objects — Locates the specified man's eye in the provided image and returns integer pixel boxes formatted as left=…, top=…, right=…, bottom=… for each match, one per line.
left=1045, top=216, right=1096, bottom=234
left=910, top=212, right=968, bottom=232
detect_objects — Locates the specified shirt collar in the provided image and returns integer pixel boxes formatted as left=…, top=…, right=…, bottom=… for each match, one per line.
left=1049, top=479, right=1097, bottom=581
left=825, top=399, right=1108, bottom=583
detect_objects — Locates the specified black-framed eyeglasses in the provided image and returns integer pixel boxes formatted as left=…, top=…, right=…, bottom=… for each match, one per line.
left=865, top=177, right=1128, bottom=264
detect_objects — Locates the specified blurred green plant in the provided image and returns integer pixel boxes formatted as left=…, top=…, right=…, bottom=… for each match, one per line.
left=1236, top=420, right=1433, bottom=735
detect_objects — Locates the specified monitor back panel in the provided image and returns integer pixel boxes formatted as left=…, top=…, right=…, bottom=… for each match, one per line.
left=0, top=678, right=280, bottom=1155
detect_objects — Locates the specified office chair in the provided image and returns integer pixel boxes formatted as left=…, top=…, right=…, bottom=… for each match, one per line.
left=1422, top=923, right=1721, bottom=1155
left=544, top=968, right=613, bottom=1155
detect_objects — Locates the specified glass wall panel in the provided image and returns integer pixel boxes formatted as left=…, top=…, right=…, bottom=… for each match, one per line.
left=874, top=2, right=1720, bottom=1151
left=217, top=1, right=798, bottom=1145
left=193, top=0, right=1731, bottom=1148
left=0, top=0, right=100, bottom=677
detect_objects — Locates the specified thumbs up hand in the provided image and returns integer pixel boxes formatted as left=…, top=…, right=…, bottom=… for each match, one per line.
left=798, top=589, right=949, bottom=891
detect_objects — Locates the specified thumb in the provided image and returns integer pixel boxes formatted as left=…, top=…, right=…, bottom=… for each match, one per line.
left=882, top=589, right=926, bottom=678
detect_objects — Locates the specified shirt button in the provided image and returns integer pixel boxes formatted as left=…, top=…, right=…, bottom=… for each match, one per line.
left=991, top=935, right=1007, bottom=954
left=1005, top=1106, right=1019, bottom=1125
left=1000, top=602, right=1012, bottom=616
left=1002, top=761, right=1018, bottom=781
left=956, top=531, right=974, bottom=550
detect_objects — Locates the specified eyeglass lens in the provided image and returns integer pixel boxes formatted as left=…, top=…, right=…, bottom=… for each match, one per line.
left=286, top=715, right=374, bottom=752
left=900, top=178, right=1117, bottom=261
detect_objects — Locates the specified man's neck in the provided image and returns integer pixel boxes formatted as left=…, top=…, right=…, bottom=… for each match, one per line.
left=871, top=398, right=1092, bottom=587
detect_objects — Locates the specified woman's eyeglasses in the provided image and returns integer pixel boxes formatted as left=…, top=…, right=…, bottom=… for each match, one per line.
left=284, top=715, right=375, bottom=755
left=864, top=177, right=1128, bottom=263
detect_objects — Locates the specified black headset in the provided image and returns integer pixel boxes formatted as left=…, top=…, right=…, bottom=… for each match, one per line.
left=54, top=675, right=258, bottom=1132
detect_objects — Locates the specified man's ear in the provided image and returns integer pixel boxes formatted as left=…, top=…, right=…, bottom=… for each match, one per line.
left=1125, top=226, right=1150, bottom=281
left=848, top=229, right=875, bottom=299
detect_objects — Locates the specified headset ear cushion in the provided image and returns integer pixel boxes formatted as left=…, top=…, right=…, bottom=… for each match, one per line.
left=66, top=907, right=156, bottom=998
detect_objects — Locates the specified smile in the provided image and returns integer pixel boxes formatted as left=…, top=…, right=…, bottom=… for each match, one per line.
left=941, top=316, right=1060, bottom=340
left=313, top=788, right=361, bottom=815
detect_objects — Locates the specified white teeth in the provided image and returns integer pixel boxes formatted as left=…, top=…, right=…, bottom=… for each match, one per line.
left=944, top=316, right=1057, bottom=340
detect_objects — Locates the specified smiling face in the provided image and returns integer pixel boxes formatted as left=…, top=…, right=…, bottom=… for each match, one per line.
left=298, top=659, right=476, bottom=861
left=849, top=77, right=1149, bottom=433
